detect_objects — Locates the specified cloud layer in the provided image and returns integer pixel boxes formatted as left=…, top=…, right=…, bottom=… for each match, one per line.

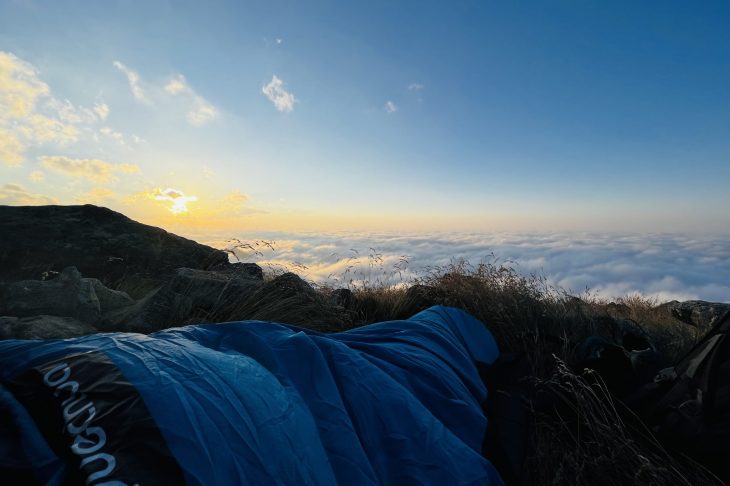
left=201, top=231, right=730, bottom=303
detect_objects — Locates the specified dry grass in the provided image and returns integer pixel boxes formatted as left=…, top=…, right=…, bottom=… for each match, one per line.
left=531, top=360, right=720, bottom=485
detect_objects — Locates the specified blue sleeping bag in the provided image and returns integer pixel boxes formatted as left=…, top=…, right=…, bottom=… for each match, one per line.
left=0, top=305, right=504, bottom=485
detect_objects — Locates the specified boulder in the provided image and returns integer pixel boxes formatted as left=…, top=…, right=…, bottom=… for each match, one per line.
left=0, top=266, right=101, bottom=324
left=0, top=315, right=97, bottom=340
left=231, top=262, right=264, bottom=280
left=661, top=300, right=730, bottom=328
left=89, top=278, right=136, bottom=312
left=0, top=204, right=230, bottom=297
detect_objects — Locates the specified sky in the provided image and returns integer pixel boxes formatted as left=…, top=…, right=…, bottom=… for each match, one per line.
left=0, top=0, right=728, bottom=234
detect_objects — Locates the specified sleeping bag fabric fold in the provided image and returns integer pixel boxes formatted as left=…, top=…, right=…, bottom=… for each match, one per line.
left=0, top=305, right=504, bottom=485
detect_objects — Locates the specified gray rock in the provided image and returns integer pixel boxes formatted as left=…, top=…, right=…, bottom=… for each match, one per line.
left=0, top=315, right=97, bottom=340
left=1, top=266, right=101, bottom=324
left=663, top=300, right=730, bottom=328
left=89, top=278, right=135, bottom=312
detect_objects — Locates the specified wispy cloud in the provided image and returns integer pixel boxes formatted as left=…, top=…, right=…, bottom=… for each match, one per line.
left=187, top=96, right=218, bottom=125
left=408, top=83, right=424, bottom=91
left=0, top=51, right=106, bottom=166
left=262, top=75, right=296, bottom=112
left=113, top=61, right=149, bottom=103
left=39, top=155, right=140, bottom=183
left=99, top=126, right=126, bottom=144
left=0, top=183, right=58, bottom=205
left=28, top=170, right=44, bottom=182
left=93, top=102, right=109, bottom=120
left=164, top=75, right=187, bottom=95
left=385, top=100, right=398, bottom=113
left=164, top=74, right=218, bottom=125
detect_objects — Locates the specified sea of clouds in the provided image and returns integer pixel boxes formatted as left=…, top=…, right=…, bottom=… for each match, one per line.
left=197, top=231, right=730, bottom=303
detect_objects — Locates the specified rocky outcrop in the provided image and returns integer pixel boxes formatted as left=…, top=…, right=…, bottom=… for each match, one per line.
left=660, top=300, right=730, bottom=329
left=0, top=263, right=265, bottom=337
left=0, top=204, right=229, bottom=297
left=0, top=267, right=105, bottom=324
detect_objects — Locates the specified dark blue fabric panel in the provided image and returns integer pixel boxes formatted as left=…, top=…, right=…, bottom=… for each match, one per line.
left=0, top=305, right=503, bottom=485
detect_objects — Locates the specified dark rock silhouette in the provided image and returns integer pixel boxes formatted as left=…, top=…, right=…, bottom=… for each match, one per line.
left=0, top=204, right=229, bottom=297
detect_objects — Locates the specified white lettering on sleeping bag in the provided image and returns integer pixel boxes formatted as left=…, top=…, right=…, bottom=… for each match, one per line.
left=41, top=362, right=139, bottom=486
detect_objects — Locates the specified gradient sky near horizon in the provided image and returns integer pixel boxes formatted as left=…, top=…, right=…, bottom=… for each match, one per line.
left=1, top=0, right=729, bottom=233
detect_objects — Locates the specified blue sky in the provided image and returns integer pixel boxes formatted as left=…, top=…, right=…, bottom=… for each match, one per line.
left=1, top=0, right=729, bottom=232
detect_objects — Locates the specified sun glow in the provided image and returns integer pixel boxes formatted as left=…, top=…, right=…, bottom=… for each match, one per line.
left=152, top=187, right=197, bottom=214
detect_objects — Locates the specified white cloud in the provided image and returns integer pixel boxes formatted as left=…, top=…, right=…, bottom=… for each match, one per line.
left=164, top=75, right=188, bottom=95
left=113, top=61, right=149, bottom=103
left=16, top=113, right=78, bottom=144
left=385, top=101, right=398, bottom=113
left=276, top=38, right=283, bottom=45
left=0, top=183, right=57, bottom=205
left=0, top=51, right=49, bottom=119
left=0, top=51, right=110, bottom=166
left=28, top=170, right=44, bottom=182
left=99, top=126, right=125, bottom=144
left=164, top=74, right=218, bottom=125
left=39, top=155, right=140, bottom=183
left=187, top=96, right=218, bottom=125
left=408, top=83, right=424, bottom=91
left=93, top=102, right=109, bottom=120
left=262, top=75, right=296, bottom=112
